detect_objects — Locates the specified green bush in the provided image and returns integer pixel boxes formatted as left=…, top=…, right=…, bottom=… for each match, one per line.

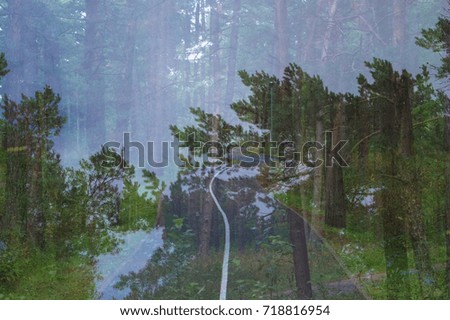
left=0, top=249, right=21, bottom=288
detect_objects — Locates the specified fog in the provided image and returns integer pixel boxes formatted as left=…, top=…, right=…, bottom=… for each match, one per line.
left=0, top=0, right=445, bottom=179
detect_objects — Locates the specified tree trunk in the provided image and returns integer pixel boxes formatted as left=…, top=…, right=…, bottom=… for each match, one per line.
left=199, top=190, right=214, bottom=257
left=444, top=94, right=450, bottom=298
left=183, top=13, right=192, bottom=109
left=209, top=0, right=222, bottom=114
left=199, top=0, right=207, bottom=109
left=274, top=0, right=288, bottom=77
left=379, top=74, right=411, bottom=299
left=4, top=0, right=39, bottom=99
left=224, top=0, right=241, bottom=106
left=298, top=0, right=320, bottom=63
left=312, top=109, right=324, bottom=217
left=320, top=0, right=338, bottom=62
left=324, top=102, right=346, bottom=228
left=2, top=0, right=26, bottom=236
left=43, top=37, right=61, bottom=95
left=116, top=0, right=137, bottom=135
left=192, top=1, right=201, bottom=109
left=373, top=0, right=392, bottom=47
left=198, top=1, right=223, bottom=257
left=392, top=0, right=406, bottom=57
left=288, top=208, right=312, bottom=299
left=3, top=125, right=29, bottom=239
left=400, top=73, right=434, bottom=294
left=324, top=165, right=346, bottom=228
left=357, top=100, right=370, bottom=170
left=84, top=0, right=105, bottom=152
left=380, top=167, right=411, bottom=299
left=313, top=0, right=338, bottom=218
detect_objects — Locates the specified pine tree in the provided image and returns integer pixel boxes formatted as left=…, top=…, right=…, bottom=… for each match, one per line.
left=2, top=85, right=65, bottom=248
left=416, top=13, right=450, bottom=298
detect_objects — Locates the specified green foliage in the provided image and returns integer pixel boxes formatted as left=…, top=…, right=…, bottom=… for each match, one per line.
left=62, top=147, right=135, bottom=254
left=0, top=52, right=9, bottom=78
left=143, top=169, right=166, bottom=199
left=0, top=248, right=21, bottom=287
left=118, top=179, right=156, bottom=231
left=233, top=64, right=331, bottom=146
left=0, top=247, right=95, bottom=299
left=416, top=16, right=450, bottom=79
left=0, top=84, right=67, bottom=247
left=3, top=86, right=66, bottom=146
left=169, top=107, right=244, bottom=168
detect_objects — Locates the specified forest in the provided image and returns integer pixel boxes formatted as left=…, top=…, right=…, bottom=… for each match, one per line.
left=0, top=0, right=449, bottom=300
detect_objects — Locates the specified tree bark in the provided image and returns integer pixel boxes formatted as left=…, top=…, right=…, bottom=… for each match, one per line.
left=199, top=190, right=214, bottom=257
left=288, top=208, right=312, bottom=299
left=313, top=109, right=324, bottom=218
left=298, top=0, right=321, bottom=63
left=209, top=0, right=222, bottom=114
left=4, top=0, right=39, bottom=99
left=379, top=72, right=411, bottom=299
left=324, top=102, right=346, bottom=228
left=274, top=0, right=288, bottom=77
left=183, top=12, right=192, bottom=109
left=392, top=0, right=406, bottom=53
left=199, top=0, right=207, bottom=109
left=444, top=94, right=450, bottom=298
left=320, top=0, right=338, bottom=62
left=373, top=0, right=392, bottom=46
left=400, top=72, right=434, bottom=294
left=84, top=0, right=105, bottom=152
left=117, top=0, right=137, bottom=135
left=224, top=0, right=241, bottom=106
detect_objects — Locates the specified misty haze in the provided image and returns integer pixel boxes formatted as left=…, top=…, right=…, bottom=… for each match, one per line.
left=0, top=0, right=449, bottom=302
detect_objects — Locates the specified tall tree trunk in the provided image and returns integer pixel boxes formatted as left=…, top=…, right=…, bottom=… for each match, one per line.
left=288, top=208, right=312, bottom=299
left=392, top=0, right=406, bottom=58
left=199, top=190, right=214, bottom=257
left=199, top=0, right=207, bottom=109
left=43, top=37, right=61, bottom=95
left=373, top=0, right=392, bottom=47
left=84, top=0, right=105, bottom=152
left=298, top=0, right=319, bottom=63
left=324, top=101, right=346, bottom=228
left=198, top=1, right=223, bottom=257
left=3, top=126, right=29, bottom=239
left=3, top=0, right=25, bottom=235
left=224, top=0, right=241, bottom=106
left=274, top=0, right=288, bottom=77
left=320, top=0, right=338, bottom=62
left=312, top=108, right=324, bottom=219
left=444, top=94, right=450, bottom=298
left=4, top=0, right=39, bottom=99
left=356, top=99, right=370, bottom=170
left=380, top=183, right=411, bottom=299
left=380, top=159, right=411, bottom=299
left=209, top=0, right=222, bottom=114
left=192, top=1, right=201, bottom=109
left=29, top=112, right=46, bottom=248
left=379, top=74, right=411, bottom=299
left=3, top=1, right=42, bottom=244
left=399, top=73, right=434, bottom=294
left=183, top=13, right=192, bottom=109
left=4, top=0, right=23, bottom=100
left=313, top=0, right=338, bottom=218
left=117, top=0, right=137, bottom=135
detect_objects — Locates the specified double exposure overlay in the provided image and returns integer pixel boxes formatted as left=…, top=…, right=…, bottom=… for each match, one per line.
left=0, top=0, right=449, bottom=300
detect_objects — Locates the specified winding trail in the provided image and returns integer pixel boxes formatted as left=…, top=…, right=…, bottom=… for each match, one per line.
left=208, top=163, right=370, bottom=300
left=209, top=166, right=231, bottom=300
